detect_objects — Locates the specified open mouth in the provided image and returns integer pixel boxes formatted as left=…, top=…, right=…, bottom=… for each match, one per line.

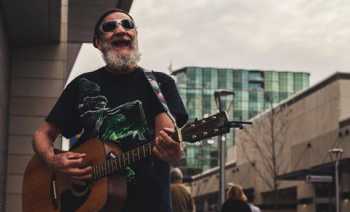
left=111, top=38, right=133, bottom=49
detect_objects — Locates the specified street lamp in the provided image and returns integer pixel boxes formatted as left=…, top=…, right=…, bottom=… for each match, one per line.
left=329, top=148, right=343, bottom=212
left=214, top=89, right=235, bottom=207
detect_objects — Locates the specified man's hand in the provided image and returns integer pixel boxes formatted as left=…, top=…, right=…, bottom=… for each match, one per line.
left=152, top=128, right=183, bottom=164
left=47, top=152, right=92, bottom=180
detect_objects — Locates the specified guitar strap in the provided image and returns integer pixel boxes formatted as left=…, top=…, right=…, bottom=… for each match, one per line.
left=144, top=70, right=177, bottom=126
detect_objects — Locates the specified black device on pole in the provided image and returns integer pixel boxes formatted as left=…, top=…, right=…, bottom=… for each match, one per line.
left=214, top=89, right=235, bottom=112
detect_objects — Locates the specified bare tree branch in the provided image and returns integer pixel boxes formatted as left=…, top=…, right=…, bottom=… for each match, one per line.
left=237, top=98, right=290, bottom=199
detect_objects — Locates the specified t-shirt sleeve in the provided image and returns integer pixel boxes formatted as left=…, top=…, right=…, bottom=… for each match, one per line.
left=46, top=78, right=82, bottom=138
left=156, top=73, right=188, bottom=127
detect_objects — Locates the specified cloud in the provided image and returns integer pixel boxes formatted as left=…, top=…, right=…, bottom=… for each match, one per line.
left=131, top=0, right=350, bottom=84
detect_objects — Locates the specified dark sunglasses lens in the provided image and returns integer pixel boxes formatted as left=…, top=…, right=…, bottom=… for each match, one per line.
left=121, top=19, right=135, bottom=29
left=102, top=21, right=117, bottom=32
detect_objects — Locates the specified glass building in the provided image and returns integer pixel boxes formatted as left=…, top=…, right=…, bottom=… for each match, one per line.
left=172, top=66, right=310, bottom=175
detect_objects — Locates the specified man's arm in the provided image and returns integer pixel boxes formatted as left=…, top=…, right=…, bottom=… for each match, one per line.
left=33, top=122, right=60, bottom=163
left=33, top=121, right=92, bottom=180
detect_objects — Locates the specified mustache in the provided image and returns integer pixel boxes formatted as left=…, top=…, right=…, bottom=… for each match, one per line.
left=110, top=33, right=133, bottom=41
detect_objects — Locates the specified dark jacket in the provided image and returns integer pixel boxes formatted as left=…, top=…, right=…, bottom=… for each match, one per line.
left=221, top=199, right=252, bottom=212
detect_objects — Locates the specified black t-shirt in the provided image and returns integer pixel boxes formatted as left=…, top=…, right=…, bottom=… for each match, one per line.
left=46, top=66, right=188, bottom=212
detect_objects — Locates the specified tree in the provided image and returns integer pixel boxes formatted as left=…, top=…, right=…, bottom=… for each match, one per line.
left=236, top=99, right=291, bottom=207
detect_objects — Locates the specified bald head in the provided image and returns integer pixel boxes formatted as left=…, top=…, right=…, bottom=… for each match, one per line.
left=170, top=168, right=184, bottom=183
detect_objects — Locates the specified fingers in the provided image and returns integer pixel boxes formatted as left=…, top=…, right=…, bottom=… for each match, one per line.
left=162, top=127, right=175, bottom=134
left=158, top=131, right=180, bottom=150
left=66, top=152, right=86, bottom=159
left=66, top=157, right=86, bottom=168
left=67, top=166, right=92, bottom=176
left=53, top=152, right=92, bottom=179
left=54, top=152, right=85, bottom=168
left=153, top=129, right=182, bottom=163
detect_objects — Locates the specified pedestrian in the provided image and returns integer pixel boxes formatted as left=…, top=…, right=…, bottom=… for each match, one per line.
left=170, top=168, right=196, bottom=212
left=221, top=184, right=252, bottom=212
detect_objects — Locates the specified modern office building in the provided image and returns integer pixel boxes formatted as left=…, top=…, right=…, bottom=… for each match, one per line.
left=0, top=1, right=133, bottom=211
left=172, top=66, right=310, bottom=175
left=190, top=72, right=350, bottom=212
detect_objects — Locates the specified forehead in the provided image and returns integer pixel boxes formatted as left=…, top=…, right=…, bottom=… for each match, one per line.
left=103, top=12, right=132, bottom=22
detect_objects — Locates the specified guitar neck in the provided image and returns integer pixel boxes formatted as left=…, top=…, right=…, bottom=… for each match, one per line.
left=90, top=111, right=229, bottom=181
left=91, top=142, right=153, bottom=181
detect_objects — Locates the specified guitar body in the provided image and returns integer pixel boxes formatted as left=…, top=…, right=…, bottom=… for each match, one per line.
left=22, top=138, right=127, bottom=212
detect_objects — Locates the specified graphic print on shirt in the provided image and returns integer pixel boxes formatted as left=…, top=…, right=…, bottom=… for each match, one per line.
left=76, top=77, right=151, bottom=180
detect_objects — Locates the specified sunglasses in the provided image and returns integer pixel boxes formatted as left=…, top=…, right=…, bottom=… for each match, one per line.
left=100, top=19, right=135, bottom=32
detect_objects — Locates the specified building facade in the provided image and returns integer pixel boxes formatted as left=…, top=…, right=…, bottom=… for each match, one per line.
left=172, top=66, right=310, bottom=175
left=190, top=72, right=350, bottom=212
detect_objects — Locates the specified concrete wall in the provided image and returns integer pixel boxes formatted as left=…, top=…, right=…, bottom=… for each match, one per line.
left=0, top=11, right=10, bottom=212
left=5, top=1, right=69, bottom=211
left=338, top=79, right=350, bottom=122
left=6, top=44, right=68, bottom=212
left=232, top=78, right=348, bottom=212
left=235, top=79, right=341, bottom=176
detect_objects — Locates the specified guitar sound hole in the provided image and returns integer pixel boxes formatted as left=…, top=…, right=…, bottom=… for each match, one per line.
left=61, top=182, right=90, bottom=212
left=71, top=181, right=90, bottom=197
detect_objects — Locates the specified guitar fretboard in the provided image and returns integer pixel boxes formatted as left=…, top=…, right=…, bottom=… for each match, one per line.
left=91, top=142, right=153, bottom=181
left=89, top=111, right=228, bottom=181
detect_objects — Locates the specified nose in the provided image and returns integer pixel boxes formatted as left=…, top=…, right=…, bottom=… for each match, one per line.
left=113, top=24, right=126, bottom=33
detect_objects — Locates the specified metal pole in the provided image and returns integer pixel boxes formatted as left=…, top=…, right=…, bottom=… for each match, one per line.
left=216, top=93, right=226, bottom=207
left=335, top=159, right=340, bottom=212
left=218, top=134, right=225, bottom=206
left=214, top=90, right=234, bottom=209
left=329, top=148, right=343, bottom=212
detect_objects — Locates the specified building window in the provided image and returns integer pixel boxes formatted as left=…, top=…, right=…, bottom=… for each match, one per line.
left=203, top=69, right=212, bottom=89
left=202, top=94, right=212, bottom=115
left=249, top=82, right=264, bottom=91
left=218, top=70, right=227, bottom=89
left=248, top=71, right=264, bottom=81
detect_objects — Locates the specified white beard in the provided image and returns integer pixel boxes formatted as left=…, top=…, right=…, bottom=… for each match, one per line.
left=100, top=38, right=141, bottom=72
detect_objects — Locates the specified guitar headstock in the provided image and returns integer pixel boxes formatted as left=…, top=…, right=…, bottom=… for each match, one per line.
left=180, top=112, right=230, bottom=143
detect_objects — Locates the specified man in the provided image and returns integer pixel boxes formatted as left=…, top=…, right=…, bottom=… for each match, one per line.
left=170, top=168, right=195, bottom=212
left=32, top=8, right=188, bottom=212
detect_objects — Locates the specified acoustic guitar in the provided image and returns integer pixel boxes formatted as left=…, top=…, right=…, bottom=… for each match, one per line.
left=22, top=112, right=229, bottom=212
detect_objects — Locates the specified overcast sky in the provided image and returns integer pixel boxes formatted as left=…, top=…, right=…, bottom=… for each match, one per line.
left=73, top=0, right=350, bottom=86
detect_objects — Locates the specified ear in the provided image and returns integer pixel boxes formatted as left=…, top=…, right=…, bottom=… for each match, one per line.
left=94, top=37, right=102, bottom=50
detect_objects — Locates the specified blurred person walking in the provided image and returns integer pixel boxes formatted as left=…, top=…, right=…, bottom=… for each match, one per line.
left=221, top=184, right=252, bottom=212
left=170, top=168, right=195, bottom=212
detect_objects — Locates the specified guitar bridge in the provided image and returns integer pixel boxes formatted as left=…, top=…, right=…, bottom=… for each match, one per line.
left=50, top=175, right=58, bottom=209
